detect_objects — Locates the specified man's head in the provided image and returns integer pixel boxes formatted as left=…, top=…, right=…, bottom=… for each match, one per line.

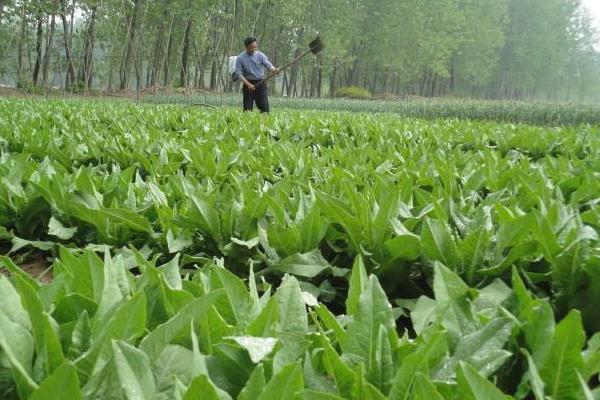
left=244, top=37, right=258, bottom=54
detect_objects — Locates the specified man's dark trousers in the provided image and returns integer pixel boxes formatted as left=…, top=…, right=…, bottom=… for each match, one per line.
left=243, top=79, right=270, bottom=113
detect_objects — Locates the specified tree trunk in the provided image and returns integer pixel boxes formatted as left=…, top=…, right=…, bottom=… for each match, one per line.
left=329, top=63, right=338, bottom=97
left=149, top=23, right=165, bottom=86
left=17, top=4, right=27, bottom=82
left=120, top=0, right=141, bottom=90
left=32, top=16, right=44, bottom=85
left=59, top=0, right=76, bottom=89
left=162, top=9, right=175, bottom=87
left=42, top=14, right=56, bottom=87
left=179, top=17, right=192, bottom=87
left=79, top=6, right=97, bottom=88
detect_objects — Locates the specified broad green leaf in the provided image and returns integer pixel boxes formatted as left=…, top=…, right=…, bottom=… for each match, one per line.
left=213, top=267, right=260, bottom=328
left=521, top=300, right=555, bottom=366
left=96, top=251, right=130, bottom=319
left=28, top=362, right=82, bottom=400
left=98, top=208, right=153, bottom=233
left=258, top=362, right=304, bottom=400
left=0, top=276, right=31, bottom=329
left=15, top=276, right=65, bottom=375
left=0, top=255, right=39, bottom=288
left=183, top=375, right=226, bottom=400
left=460, top=227, right=491, bottom=284
left=521, top=349, right=545, bottom=400
left=421, top=218, right=459, bottom=268
left=346, top=255, right=368, bottom=316
left=247, top=296, right=279, bottom=337
left=48, top=216, right=78, bottom=240
left=342, top=276, right=396, bottom=367
left=299, top=390, right=346, bottom=400
left=226, top=336, right=278, bottom=363
left=238, top=364, right=266, bottom=400
left=276, top=249, right=332, bottom=278
left=140, top=290, right=224, bottom=361
left=432, top=262, right=476, bottom=338
left=315, top=304, right=347, bottom=345
left=388, top=329, right=448, bottom=400
left=411, top=373, right=444, bottom=400
left=452, top=318, right=513, bottom=377
left=9, top=236, right=55, bottom=254
left=384, top=233, right=421, bottom=261
left=112, top=340, right=156, bottom=400
left=456, top=361, right=512, bottom=400
left=319, top=334, right=356, bottom=399
left=0, top=309, right=37, bottom=398
left=76, top=292, right=148, bottom=383
left=410, top=296, right=437, bottom=335
left=540, top=310, right=585, bottom=400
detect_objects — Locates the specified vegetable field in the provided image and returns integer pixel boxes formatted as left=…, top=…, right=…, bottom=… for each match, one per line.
left=1, top=98, right=600, bottom=399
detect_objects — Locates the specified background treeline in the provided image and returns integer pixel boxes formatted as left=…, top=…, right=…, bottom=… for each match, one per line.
left=0, top=0, right=599, bottom=102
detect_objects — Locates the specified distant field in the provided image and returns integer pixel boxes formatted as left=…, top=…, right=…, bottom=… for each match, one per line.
left=145, top=92, right=600, bottom=125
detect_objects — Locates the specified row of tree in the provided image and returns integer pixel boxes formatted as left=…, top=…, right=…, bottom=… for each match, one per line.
left=0, top=0, right=599, bottom=102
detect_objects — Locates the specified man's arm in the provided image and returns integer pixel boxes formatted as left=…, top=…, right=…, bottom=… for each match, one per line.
left=262, top=53, right=279, bottom=75
left=235, top=56, right=256, bottom=91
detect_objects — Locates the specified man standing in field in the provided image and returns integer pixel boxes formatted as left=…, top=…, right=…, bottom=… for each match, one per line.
left=234, top=37, right=279, bottom=113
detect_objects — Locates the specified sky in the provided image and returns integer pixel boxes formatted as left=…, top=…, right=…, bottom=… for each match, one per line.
left=582, top=0, right=600, bottom=49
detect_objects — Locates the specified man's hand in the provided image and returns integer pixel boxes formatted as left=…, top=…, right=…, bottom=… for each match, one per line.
left=271, top=67, right=280, bottom=75
left=245, top=82, right=256, bottom=91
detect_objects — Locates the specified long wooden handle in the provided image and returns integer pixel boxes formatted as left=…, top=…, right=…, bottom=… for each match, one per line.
left=258, top=48, right=312, bottom=85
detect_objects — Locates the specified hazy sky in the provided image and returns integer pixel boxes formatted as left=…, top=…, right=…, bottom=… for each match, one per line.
left=582, top=0, right=600, bottom=48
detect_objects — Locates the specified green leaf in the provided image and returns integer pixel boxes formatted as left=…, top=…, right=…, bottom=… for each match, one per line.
left=388, top=329, right=448, bottom=400
left=213, top=267, right=260, bottom=328
left=14, top=276, right=65, bottom=375
left=247, top=296, right=279, bottom=337
left=0, top=255, right=39, bottom=288
left=258, top=362, right=304, bottom=400
left=384, top=233, right=421, bottom=261
left=166, top=229, right=193, bottom=253
left=299, top=390, right=346, bottom=400
left=48, top=216, right=78, bottom=240
left=315, top=304, right=347, bottom=345
left=0, top=275, right=31, bottom=329
left=112, top=340, right=156, bottom=400
left=226, top=336, right=278, bottom=364
left=457, top=361, right=512, bottom=400
left=540, top=310, right=585, bottom=400
left=140, top=290, right=224, bottom=361
left=98, top=208, right=153, bottom=233
left=183, top=374, right=228, bottom=400
left=342, top=276, right=396, bottom=366
left=432, top=262, right=476, bottom=338
left=75, top=292, right=148, bottom=383
left=520, top=300, right=555, bottom=366
left=346, top=255, right=368, bottom=317
left=421, top=218, right=459, bottom=268
left=411, top=373, right=444, bottom=400
left=460, top=227, right=491, bottom=284
left=276, top=249, right=332, bottom=278
left=28, top=362, right=82, bottom=400
left=452, top=318, right=513, bottom=377
left=9, top=236, right=55, bottom=254
left=96, top=251, right=131, bottom=319
left=0, top=307, right=37, bottom=398
left=238, top=364, right=266, bottom=400
left=410, top=296, right=437, bottom=336
left=521, top=349, right=545, bottom=400
left=273, top=276, right=310, bottom=372
left=319, top=334, right=356, bottom=399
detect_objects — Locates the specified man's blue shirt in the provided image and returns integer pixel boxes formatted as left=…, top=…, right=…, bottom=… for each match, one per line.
left=234, top=51, right=274, bottom=81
